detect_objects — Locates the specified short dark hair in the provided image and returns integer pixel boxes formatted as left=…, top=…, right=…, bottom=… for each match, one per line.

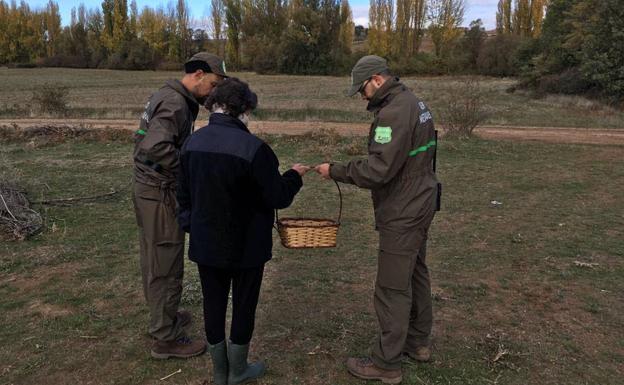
left=205, top=77, right=258, bottom=117
left=378, top=69, right=393, bottom=79
left=184, top=60, right=213, bottom=74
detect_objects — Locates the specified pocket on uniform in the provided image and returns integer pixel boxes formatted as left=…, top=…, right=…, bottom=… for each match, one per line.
left=152, top=240, right=184, bottom=277
left=376, top=251, right=412, bottom=291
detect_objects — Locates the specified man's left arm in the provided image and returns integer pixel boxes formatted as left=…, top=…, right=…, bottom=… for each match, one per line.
left=329, top=102, right=413, bottom=189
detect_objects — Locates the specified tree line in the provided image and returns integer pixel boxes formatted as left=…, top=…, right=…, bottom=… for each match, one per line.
left=0, top=0, right=621, bottom=100
left=0, top=0, right=355, bottom=74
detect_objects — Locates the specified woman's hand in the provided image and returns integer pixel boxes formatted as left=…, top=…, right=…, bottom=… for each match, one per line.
left=291, top=163, right=311, bottom=176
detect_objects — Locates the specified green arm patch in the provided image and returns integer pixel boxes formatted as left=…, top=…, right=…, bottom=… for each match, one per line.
left=374, top=126, right=392, bottom=144
left=408, top=140, right=436, bottom=156
left=136, top=129, right=146, bottom=136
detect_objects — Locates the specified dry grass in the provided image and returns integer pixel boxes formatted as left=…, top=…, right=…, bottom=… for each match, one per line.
left=1, top=68, right=623, bottom=128
left=1, top=132, right=622, bottom=385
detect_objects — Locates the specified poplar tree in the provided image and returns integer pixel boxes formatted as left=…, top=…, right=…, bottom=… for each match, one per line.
left=512, top=0, right=531, bottom=37
left=224, top=0, right=242, bottom=69
left=339, top=0, right=354, bottom=55
left=530, top=0, right=545, bottom=37
left=495, top=0, right=512, bottom=34
left=112, top=0, right=128, bottom=51
left=210, top=0, right=224, bottom=56
left=410, top=0, right=427, bottom=55
left=44, top=0, right=61, bottom=57
left=427, top=0, right=465, bottom=58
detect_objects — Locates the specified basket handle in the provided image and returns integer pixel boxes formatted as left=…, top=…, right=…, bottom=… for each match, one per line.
left=275, top=179, right=343, bottom=225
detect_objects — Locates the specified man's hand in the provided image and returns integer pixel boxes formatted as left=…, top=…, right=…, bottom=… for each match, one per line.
left=291, top=163, right=311, bottom=176
left=315, top=163, right=332, bottom=180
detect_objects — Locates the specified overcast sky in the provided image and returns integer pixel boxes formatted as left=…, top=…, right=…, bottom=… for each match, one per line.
left=27, top=0, right=499, bottom=30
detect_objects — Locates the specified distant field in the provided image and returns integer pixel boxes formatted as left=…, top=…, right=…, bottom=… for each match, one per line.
left=1, top=67, right=623, bottom=129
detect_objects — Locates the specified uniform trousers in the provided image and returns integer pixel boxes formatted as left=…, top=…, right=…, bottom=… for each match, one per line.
left=371, top=226, right=433, bottom=370
left=198, top=264, right=265, bottom=345
left=133, top=181, right=186, bottom=341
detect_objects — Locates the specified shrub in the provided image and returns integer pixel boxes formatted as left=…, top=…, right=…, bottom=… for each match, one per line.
left=440, top=78, right=489, bottom=138
left=31, top=84, right=70, bottom=116
left=477, top=34, right=524, bottom=77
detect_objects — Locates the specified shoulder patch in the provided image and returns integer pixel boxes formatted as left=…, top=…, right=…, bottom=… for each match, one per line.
left=418, top=101, right=426, bottom=110
left=419, top=111, right=432, bottom=124
left=374, top=126, right=392, bottom=144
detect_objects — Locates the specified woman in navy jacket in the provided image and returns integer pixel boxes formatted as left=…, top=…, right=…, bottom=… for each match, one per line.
left=177, top=78, right=309, bottom=385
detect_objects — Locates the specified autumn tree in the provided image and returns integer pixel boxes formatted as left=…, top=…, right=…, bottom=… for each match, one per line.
left=427, top=0, right=465, bottom=58
left=496, top=0, right=512, bottom=34
left=224, top=0, right=242, bottom=69
left=339, top=0, right=354, bottom=55
left=210, top=0, right=225, bottom=56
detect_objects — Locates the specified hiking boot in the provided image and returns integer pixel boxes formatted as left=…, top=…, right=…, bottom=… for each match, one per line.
left=404, top=346, right=431, bottom=362
left=208, top=340, right=228, bottom=385
left=151, top=336, right=206, bottom=359
left=227, top=341, right=265, bottom=385
left=346, top=357, right=402, bottom=384
left=176, top=310, right=192, bottom=329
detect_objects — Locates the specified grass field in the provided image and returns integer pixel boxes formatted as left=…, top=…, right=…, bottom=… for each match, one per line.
left=1, top=67, right=623, bottom=129
left=1, top=131, right=623, bottom=385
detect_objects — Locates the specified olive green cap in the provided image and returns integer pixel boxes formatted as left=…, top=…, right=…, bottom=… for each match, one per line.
left=347, top=55, right=389, bottom=96
left=185, top=52, right=228, bottom=77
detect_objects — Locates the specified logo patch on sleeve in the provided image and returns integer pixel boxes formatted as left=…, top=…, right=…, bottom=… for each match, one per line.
left=374, top=126, right=392, bottom=144
left=419, top=111, right=432, bottom=123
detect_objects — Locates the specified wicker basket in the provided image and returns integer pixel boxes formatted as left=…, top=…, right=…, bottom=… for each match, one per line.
left=276, top=180, right=342, bottom=248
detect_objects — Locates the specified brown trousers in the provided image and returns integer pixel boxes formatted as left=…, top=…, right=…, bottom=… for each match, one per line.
left=371, top=227, right=432, bottom=370
left=133, top=181, right=186, bottom=342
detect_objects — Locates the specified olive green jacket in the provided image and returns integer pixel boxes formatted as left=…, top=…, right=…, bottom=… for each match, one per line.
left=330, top=77, right=438, bottom=231
left=133, top=80, right=199, bottom=187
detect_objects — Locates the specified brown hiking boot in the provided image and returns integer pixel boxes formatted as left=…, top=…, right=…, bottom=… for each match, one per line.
left=404, top=346, right=431, bottom=362
left=346, top=357, right=402, bottom=384
left=151, top=336, right=206, bottom=359
left=176, top=310, right=192, bottom=329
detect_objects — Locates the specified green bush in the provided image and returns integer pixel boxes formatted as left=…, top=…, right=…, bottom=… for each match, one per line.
left=476, top=34, right=524, bottom=77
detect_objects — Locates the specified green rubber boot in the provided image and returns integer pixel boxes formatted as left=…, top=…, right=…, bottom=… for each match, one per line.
left=227, top=341, right=266, bottom=385
left=208, top=340, right=228, bottom=385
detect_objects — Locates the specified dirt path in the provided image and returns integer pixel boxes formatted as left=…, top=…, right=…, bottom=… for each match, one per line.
left=2, top=118, right=624, bottom=145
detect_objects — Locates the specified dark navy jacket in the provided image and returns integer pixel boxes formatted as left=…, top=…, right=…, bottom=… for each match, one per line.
left=177, top=113, right=302, bottom=268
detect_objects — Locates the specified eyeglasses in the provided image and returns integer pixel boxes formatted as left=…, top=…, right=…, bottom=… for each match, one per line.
left=358, top=77, right=372, bottom=95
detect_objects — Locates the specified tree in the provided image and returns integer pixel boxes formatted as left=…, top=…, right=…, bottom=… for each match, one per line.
left=496, top=0, right=512, bottom=34
left=112, top=0, right=128, bottom=51
left=224, top=0, right=242, bottom=69
left=580, top=0, right=624, bottom=99
left=530, top=0, right=546, bottom=37
left=427, top=0, right=465, bottom=58
left=410, top=0, right=427, bottom=55
left=512, top=0, right=531, bottom=37
left=210, top=0, right=225, bottom=56
left=339, top=0, right=354, bottom=55
left=44, top=0, right=61, bottom=57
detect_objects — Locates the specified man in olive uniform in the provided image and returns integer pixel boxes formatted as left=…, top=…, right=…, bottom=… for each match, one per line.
left=133, top=52, right=227, bottom=359
left=316, top=55, right=439, bottom=384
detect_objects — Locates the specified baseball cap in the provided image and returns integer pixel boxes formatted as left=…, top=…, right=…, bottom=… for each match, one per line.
left=185, top=52, right=228, bottom=77
left=347, top=55, right=389, bottom=96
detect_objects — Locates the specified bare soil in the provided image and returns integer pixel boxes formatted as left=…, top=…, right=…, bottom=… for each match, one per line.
left=2, top=118, right=624, bottom=145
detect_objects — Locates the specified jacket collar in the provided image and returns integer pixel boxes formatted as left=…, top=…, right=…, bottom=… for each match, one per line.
left=366, top=77, right=405, bottom=113
left=164, top=79, right=200, bottom=120
left=209, top=112, right=250, bottom=132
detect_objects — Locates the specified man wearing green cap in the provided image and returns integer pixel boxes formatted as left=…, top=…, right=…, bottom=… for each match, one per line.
left=316, top=55, right=440, bottom=383
left=133, top=52, right=227, bottom=359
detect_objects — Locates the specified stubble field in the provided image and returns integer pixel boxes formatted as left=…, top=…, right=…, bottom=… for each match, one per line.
left=1, top=67, right=624, bottom=129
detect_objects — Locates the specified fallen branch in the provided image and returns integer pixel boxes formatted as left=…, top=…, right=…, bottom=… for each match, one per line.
left=573, top=261, right=599, bottom=268
left=33, top=188, right=120, bottom=205
left=160, top=369, right=182, bottom=381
